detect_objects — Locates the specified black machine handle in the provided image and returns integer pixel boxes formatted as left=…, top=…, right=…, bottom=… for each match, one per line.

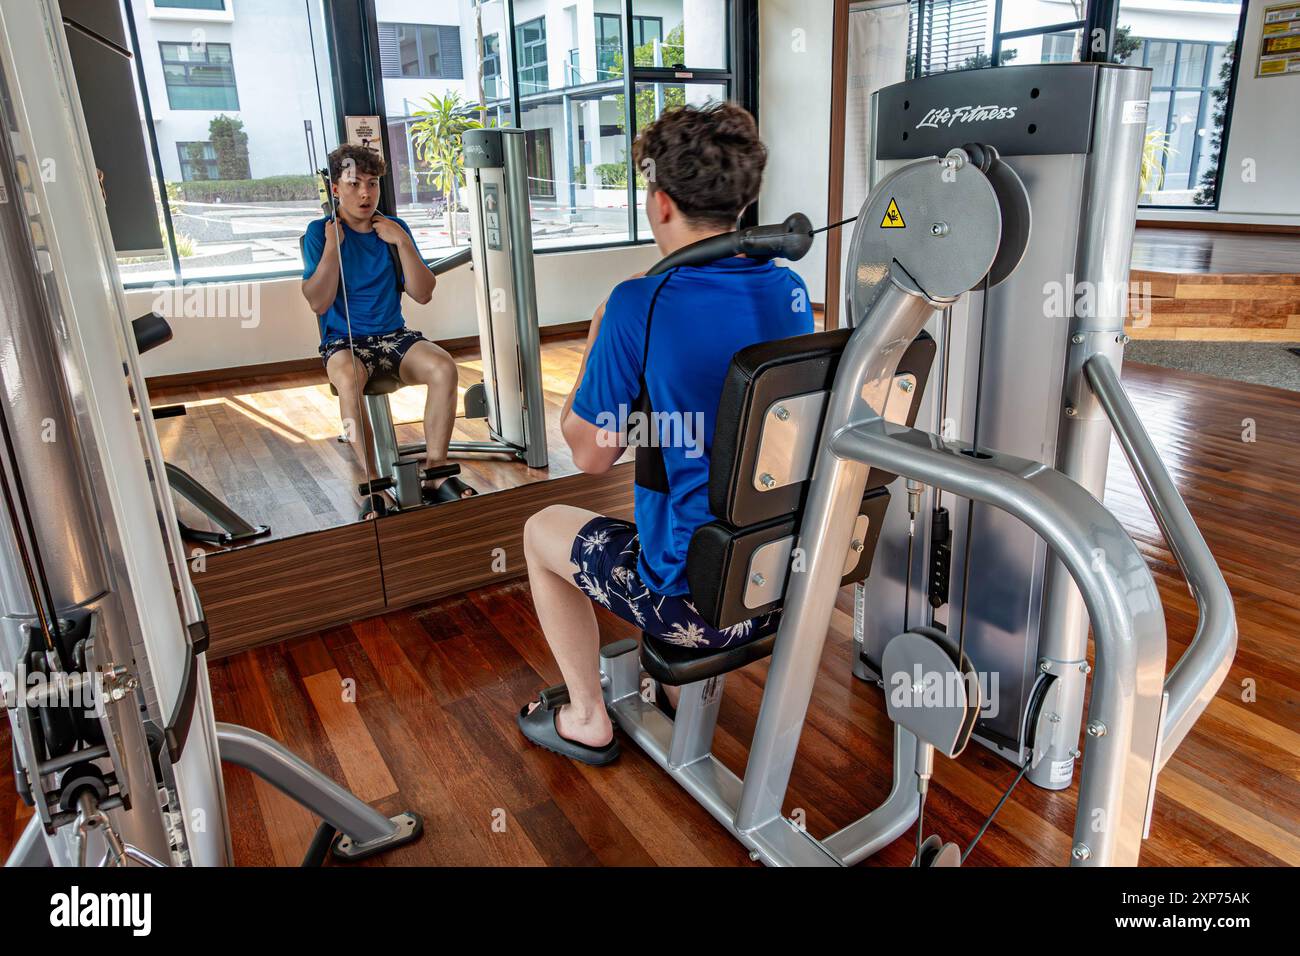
left=429, top=246, right=472, bottom=275
left=132, top=311, right=173, bottom=355
left=646, top=213, right=814, bottom=277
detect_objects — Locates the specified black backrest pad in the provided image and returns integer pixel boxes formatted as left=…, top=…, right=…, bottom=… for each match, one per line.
left=709, top=328, right=935, bottom=527
left=688, top=486, right=890, bottom=630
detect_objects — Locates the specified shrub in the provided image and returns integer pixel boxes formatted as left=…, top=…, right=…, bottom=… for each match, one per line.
left=171, top=175, right=317, bottom=203
left=209, top=114, right=251, bottom=180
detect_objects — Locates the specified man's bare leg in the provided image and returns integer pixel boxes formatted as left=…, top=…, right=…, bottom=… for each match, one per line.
left=325, top=349, right=377, bottom=476
left=523, top=504, right=613, bottom=747
left=398, top=340, right=472, bottom=496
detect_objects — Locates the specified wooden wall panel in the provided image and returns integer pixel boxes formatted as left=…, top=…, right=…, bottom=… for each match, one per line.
left=1128, top=271, right=1300, bottom=342
left=197, top=522, right=385, bottom=658
left=376, top=463, right=635, bottom=609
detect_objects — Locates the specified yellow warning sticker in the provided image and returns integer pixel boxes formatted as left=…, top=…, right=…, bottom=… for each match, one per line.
left=880, top=197, right=905, bottom=229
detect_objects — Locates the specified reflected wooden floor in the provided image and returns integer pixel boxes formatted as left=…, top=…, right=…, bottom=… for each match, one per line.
left=3, top=360, right=1285, bottom=867
left=1132, top=227, right=1300, bottom=275
left=149, top=335, right=594, bottom=548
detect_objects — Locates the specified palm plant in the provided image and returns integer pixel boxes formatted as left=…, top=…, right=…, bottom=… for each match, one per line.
left=1139, top=129, right=1173, bottom=199
left=409, top=92, right=485, bottom=241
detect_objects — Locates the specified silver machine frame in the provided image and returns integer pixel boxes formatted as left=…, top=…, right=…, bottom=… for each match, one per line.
left=600, top=63, right=1236, bottom=867
left=359, top=127, right=548, bottom=512
left=0, top=0, right=419, bottom=866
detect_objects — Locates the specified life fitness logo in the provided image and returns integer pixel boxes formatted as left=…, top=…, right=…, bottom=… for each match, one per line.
left=916, top=105, right=1019, bottom=129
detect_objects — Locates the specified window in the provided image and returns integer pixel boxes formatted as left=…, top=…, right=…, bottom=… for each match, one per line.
left=524, top=128, right=555, bottom=200
left=483, top=33, right=502, bottom=98
left=155, top=0, right=225, bottom=9
left=595, top=13, right=621, bottom=80
left=907, top=0, right=997, bottom=74
left=515, top=17, right=548, bottom=94
left=594, top=13, right=666, bottom=79
left=632, top=0, right=724, bottom=70
left=378, top=23, right=463, bottom=80
left=1116, top=0, right=1242, bottom=206
left=117, top=1, right=338, bottom=285
left=176, top=141, right=218, bottom=181
left=158, top=41, right=238, bottom=110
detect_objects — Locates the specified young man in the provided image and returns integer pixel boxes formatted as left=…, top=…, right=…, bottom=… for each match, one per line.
left=301, top=144, right=475, bottom=504
left=517, top=102, right=812, bottom=764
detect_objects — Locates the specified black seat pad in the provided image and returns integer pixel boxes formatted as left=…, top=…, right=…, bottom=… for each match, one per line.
left=640, top=630, right=778, bottom=687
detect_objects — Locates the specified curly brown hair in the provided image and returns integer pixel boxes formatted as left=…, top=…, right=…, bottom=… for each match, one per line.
left=632, top=101, right=766, bottom=229
left=328, top=143, right=386, bottom=182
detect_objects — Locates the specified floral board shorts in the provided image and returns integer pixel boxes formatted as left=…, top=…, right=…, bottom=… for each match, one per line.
left=570, top=516, right=780, bottom=651
left=319, top=327, right=428, bottom=379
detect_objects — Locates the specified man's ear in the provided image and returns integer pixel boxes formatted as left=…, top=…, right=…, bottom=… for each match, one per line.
left=653, top=187, right=675, bottom=225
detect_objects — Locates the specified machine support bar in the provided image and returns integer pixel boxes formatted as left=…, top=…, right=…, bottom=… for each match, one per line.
left=822, top=724, right=923, bottom=865
left=216, top=723, right=398, bottom=846
left=1084, top=354, right=1237, bottom=766
left=734, top=279, right=939, bottom=835
left=831, top=418, right=1167, bottom=866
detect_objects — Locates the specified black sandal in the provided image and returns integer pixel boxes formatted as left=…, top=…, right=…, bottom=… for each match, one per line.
left=427, top=474, right=477, bottom=503
left=517, top=700, right=619, bottom=766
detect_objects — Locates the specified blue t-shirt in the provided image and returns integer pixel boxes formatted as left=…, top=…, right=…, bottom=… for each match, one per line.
left=301, top=216, right=415, bottom=340
left=572, top=257, right=813, bottom=596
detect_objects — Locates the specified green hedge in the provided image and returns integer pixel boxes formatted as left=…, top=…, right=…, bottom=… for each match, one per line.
left=172, top=174, right=317, bottom=203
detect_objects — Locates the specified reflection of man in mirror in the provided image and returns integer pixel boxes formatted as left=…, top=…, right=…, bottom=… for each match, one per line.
left=300, top=144, right=476, bottom=504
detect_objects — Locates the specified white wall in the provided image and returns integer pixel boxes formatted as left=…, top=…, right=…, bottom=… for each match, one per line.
left=1216, top=1, right=1300, bottom=222
left=756, top=0, right=833, bottom=303
left=128, top=243, right=658, bottom=377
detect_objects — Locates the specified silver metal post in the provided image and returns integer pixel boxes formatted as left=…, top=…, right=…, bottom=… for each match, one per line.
left=1030, top=65, right=1152, bottom=790
left=216, top=723, right=400, bottom=847
left=1085, top=355, right=1237, bottom=767
left=735, top=280, right=940, bottom=835
left=500, top=131, right=549, bottom=469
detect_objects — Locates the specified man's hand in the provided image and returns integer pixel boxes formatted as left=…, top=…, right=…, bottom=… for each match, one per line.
left=324, top=217, right=344, bottom=247
left=371, top=212, right=407, bottom=247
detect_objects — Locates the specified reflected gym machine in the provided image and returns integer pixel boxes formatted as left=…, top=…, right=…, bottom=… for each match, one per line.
left=310, top=127, right=549, bottom=515
left=0, top=0, right=421, bottom=866
left=542, top=62, right=1235, bottom=866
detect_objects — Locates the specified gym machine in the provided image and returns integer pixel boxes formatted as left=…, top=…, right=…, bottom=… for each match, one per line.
left=852, top=64, right=1236, bottom=797
left=542, top=63, right=1234, bottom=867
left=132, top=311, right=271, bottom=547
left=311, top=126, right=549, bottom=516
left=0, top=0, right=421, bottom=866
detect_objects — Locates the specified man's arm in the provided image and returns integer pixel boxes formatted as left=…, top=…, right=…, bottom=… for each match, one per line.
left=561, top=297, right=624, bottom=474
left=373, top=214, right=435, bottom=304
left=563, top=276, right=646, bottom=475
left=301, top=223, right=341, bottom=314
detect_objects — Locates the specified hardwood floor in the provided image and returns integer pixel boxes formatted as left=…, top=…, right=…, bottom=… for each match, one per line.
left=150, top=335, right=602, bottom=548
left=1129, top=228, right=1300, bottom=343
left=1, top=361, right=1294, bottom=866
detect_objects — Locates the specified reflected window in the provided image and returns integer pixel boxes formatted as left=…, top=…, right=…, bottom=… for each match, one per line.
left=1116, top=0, right=1242, bottom=208
left=176, top=141, right=218, bottom=181
left=483, top=33, right=502, bottom=98
left=159, top=41, right=238, bottom=110
left=379, top=23, right=463, bottom=80
left=516, top=17, right=548, bottom=94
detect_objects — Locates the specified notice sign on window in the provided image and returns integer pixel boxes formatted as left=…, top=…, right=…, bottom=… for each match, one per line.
left=1259, top=2, right=1300, bottom=77
left=345, top=115, right=384, bottom=160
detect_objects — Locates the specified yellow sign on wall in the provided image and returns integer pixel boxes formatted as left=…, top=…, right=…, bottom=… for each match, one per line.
left=1259, top=2, right=1300, bottom=77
